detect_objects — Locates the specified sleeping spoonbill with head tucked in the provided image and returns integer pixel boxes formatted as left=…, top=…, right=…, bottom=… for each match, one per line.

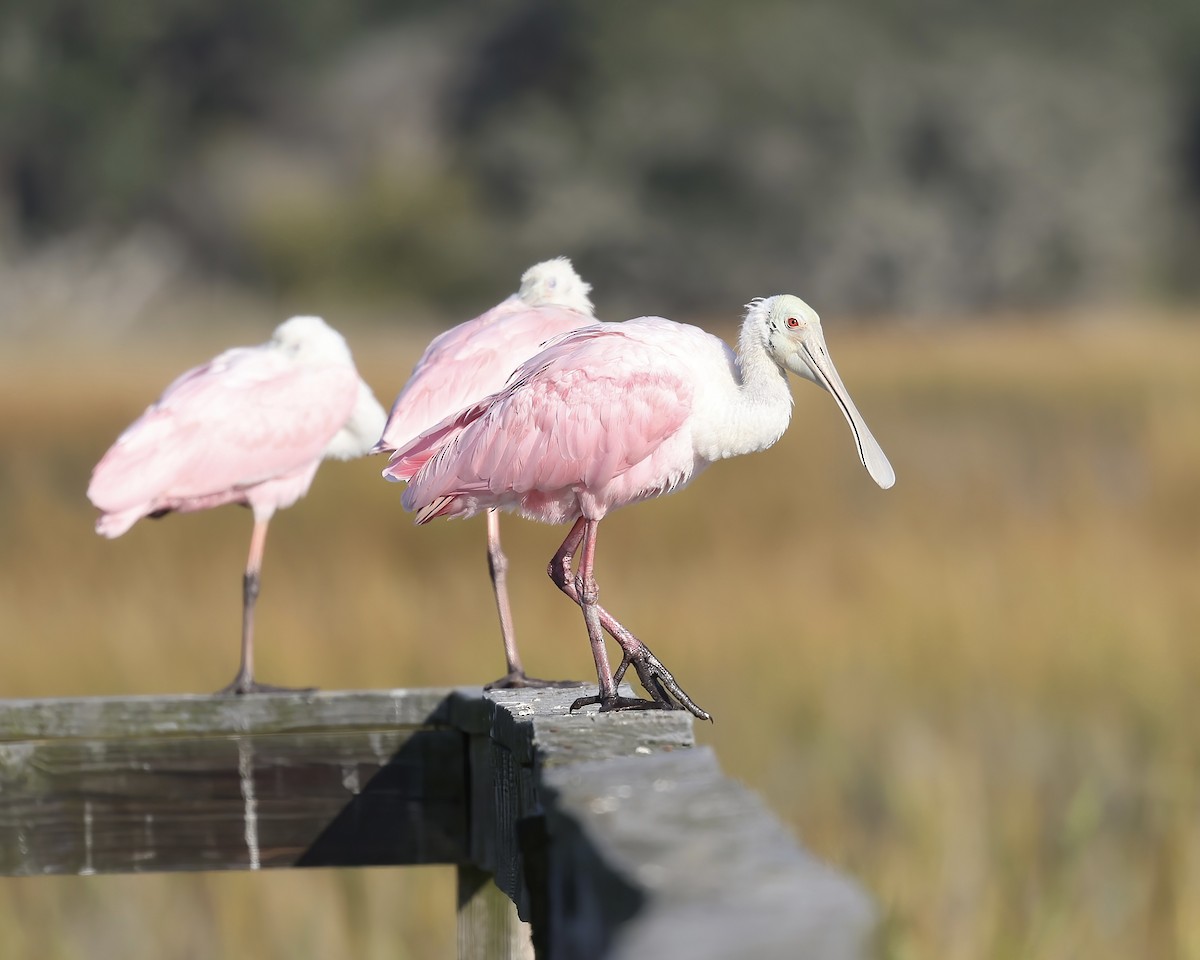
left=88, top=315, right=386, bottom=694
left=384, top=295, right=894, bottom=720
left=375, top=257, right=596, bottom=688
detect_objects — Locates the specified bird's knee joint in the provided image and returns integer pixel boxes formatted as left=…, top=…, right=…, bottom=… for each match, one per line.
left=243, top=574, right=260, bottom=604
left=575, top=574, right=599, bottom=605
left=488, top=546, right=509, bottom=578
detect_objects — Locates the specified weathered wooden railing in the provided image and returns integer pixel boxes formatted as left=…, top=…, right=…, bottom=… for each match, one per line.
left=0, top=686, right=876, bottom=958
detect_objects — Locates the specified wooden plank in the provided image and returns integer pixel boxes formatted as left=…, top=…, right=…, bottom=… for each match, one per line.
left=0, top=691, right=470, bottom=875
left=0, top=688, right=464, bottom=740
left=538, top=747, right=877, bottom=960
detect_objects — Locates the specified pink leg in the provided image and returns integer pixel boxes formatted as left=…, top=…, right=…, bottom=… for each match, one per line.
left=576, top=519, right=618, bottom=701
left=486, top=509, right=523, bottom=678
left=483, top=510, right=583, bottom=690
left=547, top=518, right=711, bottom=720
left=547, top=519, right=616, bottom=698
left=216, top=516, right=313, bottom=696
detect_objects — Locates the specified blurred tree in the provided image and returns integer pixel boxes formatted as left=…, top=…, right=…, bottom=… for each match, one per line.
left=0, top=0, right=385, bottom=234
left=1, top=0, right=1198, bottom=327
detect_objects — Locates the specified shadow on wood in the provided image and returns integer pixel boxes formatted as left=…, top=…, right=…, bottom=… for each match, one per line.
left=294, top=728, right=466, bottom=868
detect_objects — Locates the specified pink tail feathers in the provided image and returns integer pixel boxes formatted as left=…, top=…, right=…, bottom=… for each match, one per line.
left=414, top=496, right=456, bottom=525
left=94, top=507, right=145, bottom=538
left=382, top=394, right=493, bottom=484
left=383, top=445, right=438, bottom=483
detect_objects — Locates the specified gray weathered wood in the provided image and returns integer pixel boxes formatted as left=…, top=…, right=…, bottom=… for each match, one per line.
left=0, top=689, right=468, bottom=874
left=540, top=747, right=876, bottom=960
left=0, top=688, right=457, bottom=739
left=0, top=685, right=877, bottom=958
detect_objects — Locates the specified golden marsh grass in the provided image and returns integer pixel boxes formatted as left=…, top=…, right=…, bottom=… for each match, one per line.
left=2, top=313, right=1199, bottom=958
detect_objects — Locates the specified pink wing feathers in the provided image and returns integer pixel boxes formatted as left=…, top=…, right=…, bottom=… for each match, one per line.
left=88, top=347, right=360, bottom=535
left=375, top=301, right=593, bottom=453
left=387, top=321, right=697, bottom=524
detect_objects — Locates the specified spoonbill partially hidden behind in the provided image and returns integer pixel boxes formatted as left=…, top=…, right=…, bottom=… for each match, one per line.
left=375, top=257, right=596, bottom=687
left=385, top=295, right=895, bottom=720
left=88, top=315, right=386, bottom=694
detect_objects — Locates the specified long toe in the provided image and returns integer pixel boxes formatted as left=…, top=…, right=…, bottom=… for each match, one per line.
left=608, top=647, right=698, bottom=713
left=630, top=650, right=712, bottom=722
left=214, top=678, right=317, bottom=696
left=485, top=671, right=587, bottom=691
left=569, top=692, right=677, bottom=714
left=570, top=693, right=603, bottom=713
left=599, top=696, right=676, bottom=713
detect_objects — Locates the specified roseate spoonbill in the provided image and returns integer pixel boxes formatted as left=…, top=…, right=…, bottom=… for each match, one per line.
left=384, top=295, right=894, bottom=721
left=375, top=257, right=596, bottom=688
left=88, top=315, right=386, bottom=694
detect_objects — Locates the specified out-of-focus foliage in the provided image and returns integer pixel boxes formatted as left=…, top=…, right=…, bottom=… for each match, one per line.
left=2, top=0, right=1200, bottom=326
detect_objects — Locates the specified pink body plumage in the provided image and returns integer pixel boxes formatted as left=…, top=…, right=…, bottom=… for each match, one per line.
left=90, top=357, right=356, bottom=536
left=386, top=317, right=724, bottom=525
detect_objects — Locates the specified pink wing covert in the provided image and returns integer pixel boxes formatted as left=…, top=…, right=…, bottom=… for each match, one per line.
left=88, top=347, right=359, bottom=534
left=388, top=322, right=695, bottom=524
left=376, top=301, right=592, bottom=455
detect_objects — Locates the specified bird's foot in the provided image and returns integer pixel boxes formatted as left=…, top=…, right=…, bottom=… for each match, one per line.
left=215, top=675, right=316, bottom=696
left=569, top=692, right=675, bottom=713
left=573, top=646, right=712, bottom=722
left=484, top=671, right=585, bottom=691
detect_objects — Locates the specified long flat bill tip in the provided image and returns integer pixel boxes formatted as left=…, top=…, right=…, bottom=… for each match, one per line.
left=862, top=443, right=896, bottom=490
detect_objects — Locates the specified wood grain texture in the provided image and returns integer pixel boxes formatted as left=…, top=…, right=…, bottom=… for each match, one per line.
left=0, top=688, right=464, bottom=740
left=457, top=863, right=535, bottom=960
left=0, top=689, right=469, bottom=874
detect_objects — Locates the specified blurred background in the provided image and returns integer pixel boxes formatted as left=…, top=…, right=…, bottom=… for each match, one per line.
left=2, top=2, right=1199, bottom=958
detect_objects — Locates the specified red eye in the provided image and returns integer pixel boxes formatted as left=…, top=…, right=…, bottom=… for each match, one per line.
left=786, top=317, right=799, bottom=328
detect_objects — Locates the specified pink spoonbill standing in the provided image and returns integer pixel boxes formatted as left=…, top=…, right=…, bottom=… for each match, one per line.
left=385, top=295, right=895, bottom=720
left=375, top=257, right=596, bottom=687
left=88, top=315, right=386, bottom=694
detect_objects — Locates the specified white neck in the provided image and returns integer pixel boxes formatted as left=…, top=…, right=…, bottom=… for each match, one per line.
left=324, top=378, right=387, bottom=461
left=693, top=316, right=794, bottom=463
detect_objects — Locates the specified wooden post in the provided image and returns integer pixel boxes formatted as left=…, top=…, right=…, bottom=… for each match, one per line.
left=456, top=863, right=534, bottom=960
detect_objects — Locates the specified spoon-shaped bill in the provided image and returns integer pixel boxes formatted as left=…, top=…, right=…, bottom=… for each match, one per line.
left=797, top=335, right=895, bottom=490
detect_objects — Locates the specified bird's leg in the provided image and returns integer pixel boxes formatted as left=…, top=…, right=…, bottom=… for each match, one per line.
left=484, top=508, right=523, bottom=685
left=483, top=510, right=579, bottom=690
left=550, top=519, right=711, bottom=721
left=216, top=517, right=313, bottom=696
left=549, top=519, right=619, bottom=702
left=575, top=519, right=622, bottom=703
